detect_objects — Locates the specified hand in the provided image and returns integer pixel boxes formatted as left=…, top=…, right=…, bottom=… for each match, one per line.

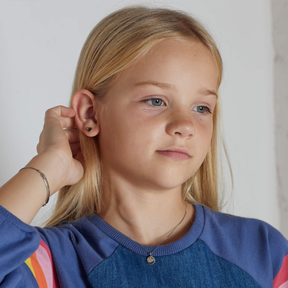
left=36, top=106, right=84, bottom=192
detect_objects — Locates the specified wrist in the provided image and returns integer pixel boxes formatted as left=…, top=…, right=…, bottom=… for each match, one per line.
left=19, top=167, right=50, bottom=206
left=27, top=152, right=69, bottom=195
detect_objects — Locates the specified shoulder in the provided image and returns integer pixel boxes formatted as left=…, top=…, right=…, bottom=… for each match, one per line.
left=197, top=205, right=288, bottom=288
left=201, top=205, right=283, bottom=238
left=36, top=215, right=110, bottom=257
left=36, top=214, right=119, bottom=285
left=200, top=205, right=287, bottom=251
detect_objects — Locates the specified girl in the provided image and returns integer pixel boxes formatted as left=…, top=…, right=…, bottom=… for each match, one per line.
left=0, top=6, right=287, bottom=288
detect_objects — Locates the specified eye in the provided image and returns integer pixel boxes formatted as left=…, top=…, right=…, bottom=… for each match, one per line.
left=192, top=106, right=212, bottom=114
left=142, top=98, right=165, bottom=106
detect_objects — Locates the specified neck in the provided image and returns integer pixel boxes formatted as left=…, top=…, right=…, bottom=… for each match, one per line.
left=97, top=177, right=195, bottom=246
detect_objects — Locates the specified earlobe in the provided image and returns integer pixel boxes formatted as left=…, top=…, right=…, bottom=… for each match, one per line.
left=72, top=89, right=100, bottom=136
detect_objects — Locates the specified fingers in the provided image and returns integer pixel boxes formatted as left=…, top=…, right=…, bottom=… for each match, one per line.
left=45, top=106, right=77, bottom=129
left=58, top=116, right=76, bottom=129
left=70, top=142, right=81, bottom=157
left=64, top=129, right=81, bottom=158
left=64, top=129, right=79, bottom=143
left=45, top=106, right=75, bottom=119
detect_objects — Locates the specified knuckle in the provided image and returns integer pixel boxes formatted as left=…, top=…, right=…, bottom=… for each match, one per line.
left=45, top=108, right=52, bottom=117
left=45, top=106, right=59, bottom=117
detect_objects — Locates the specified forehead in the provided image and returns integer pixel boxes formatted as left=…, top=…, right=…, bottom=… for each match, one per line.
left=113, top=39, right=219, bottom=93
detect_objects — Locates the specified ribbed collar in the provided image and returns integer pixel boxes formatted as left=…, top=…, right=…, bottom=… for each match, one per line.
left=88, top=204, right=204, bottom=257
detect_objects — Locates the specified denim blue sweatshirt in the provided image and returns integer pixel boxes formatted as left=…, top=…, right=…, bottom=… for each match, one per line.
left=0, top=204, right=287, bottom=287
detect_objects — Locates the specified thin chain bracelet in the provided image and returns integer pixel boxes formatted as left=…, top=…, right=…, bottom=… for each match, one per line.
left=19, top=167, right=50, bottom=206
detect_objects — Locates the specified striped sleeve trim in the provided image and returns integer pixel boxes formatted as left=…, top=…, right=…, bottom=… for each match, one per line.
left=25, top=239, right=58, bottom=288
left=274, top=254, right=288, bottom=288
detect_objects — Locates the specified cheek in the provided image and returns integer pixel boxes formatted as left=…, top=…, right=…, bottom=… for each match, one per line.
left=97, top=111, right=124, bottom=152
left=99, top=110, right=149, bottom=153
left=196, top=118, right=214, bottom=147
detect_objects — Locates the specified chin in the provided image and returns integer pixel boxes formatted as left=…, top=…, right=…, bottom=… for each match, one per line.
left=151, top=177, right=190, bottom=191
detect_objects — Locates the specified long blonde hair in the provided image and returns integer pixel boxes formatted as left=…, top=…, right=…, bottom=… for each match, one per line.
left=46, top=6, right=226, bottom=227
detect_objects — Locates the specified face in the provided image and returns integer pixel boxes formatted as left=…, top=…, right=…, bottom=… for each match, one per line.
left=96, top=39, right=219, bottom=192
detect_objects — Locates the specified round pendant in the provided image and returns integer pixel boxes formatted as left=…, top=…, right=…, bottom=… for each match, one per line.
left=146, top=255, right=155, bottom=265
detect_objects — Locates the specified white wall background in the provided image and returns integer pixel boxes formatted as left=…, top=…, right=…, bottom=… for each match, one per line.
left=0, top=0, right=281, bottom=233
left=272, top=0, right=288, bottom=240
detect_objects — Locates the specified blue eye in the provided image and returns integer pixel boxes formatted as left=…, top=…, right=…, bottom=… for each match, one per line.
left=192, top=106, right=211, bottom=114
left=144, top=98, right=164, bottom=106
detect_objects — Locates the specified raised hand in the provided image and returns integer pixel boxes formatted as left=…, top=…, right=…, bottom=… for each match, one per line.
left=36, top=106, right=84, bottom=192
left=0, top=105, right=85, bottom=223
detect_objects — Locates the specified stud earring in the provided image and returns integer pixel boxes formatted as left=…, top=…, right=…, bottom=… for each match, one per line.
left=86, top=127, right=92, bottom=132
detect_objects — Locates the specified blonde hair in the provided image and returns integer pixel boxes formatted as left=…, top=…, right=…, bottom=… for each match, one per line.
left=46, top=6, right=226, bottom=227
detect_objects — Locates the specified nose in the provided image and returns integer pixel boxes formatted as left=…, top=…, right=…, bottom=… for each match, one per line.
left=165, top=112, right=195, bottom=138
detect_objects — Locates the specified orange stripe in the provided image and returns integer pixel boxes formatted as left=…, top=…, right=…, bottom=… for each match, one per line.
left=30, top=252, right=48, bottom=288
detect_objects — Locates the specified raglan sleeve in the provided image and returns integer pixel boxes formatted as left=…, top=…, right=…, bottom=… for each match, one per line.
left=0, top=204, right=58, bottom=287
left=273, top=254, right=288, bottom=287
left=271, top=225, right=288, bottom=288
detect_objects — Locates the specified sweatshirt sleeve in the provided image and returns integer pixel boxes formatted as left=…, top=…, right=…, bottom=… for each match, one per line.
left=273, top=253, right=288, bottom=287
left=266, top=215, right=288, bottom=287
left=0, top=205, right=58, bottom=287
left=200, top=205, right=288, bottom=288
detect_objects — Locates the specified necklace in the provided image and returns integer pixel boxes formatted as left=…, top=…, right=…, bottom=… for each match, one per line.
left=138, top=202, right=188, bottom=265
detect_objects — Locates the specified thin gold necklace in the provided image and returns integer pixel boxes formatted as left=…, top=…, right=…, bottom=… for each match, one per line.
left=136, top=202, right=188, bottom=265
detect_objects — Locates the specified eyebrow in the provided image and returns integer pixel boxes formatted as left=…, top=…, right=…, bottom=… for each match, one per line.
left=134, top=80, right=173, bottom=89
left=133, top=80, right=218, bottom=98
left=198, top=88, right=218, bottom=98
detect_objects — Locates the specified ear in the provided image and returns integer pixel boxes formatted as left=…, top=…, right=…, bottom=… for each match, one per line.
left=72, top=89, right=100, bottom=137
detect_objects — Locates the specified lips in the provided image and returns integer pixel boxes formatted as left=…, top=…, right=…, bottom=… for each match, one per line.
left=156, top=148, right=191, bottom=160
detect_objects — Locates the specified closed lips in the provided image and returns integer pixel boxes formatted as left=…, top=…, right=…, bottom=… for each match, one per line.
left=157, top=149, right=191, bottom=160
left=157, top=149, right=191, bottom=157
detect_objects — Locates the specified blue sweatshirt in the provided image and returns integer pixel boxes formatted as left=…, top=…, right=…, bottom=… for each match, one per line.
left=0, top=204, right=287, bottom=287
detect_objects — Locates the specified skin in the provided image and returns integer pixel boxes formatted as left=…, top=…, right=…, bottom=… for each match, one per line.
left=74, top=39, right=219, bottom=245
left=0, top=106, right=83, bottom=223
left=0, top=39, right=218, bottom=244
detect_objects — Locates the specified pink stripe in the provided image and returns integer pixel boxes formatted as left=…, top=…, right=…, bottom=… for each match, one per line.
left=274, top=255, right=288, bottom=288
left=279, top=280, right=288, bottom=288
left=35, top=239, right=58, bottom=288
left=40, top=239, right=53, bottom=260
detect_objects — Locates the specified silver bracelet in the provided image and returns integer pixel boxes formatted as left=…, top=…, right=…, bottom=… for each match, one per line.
left=19, top=166, right=50, bottom=206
